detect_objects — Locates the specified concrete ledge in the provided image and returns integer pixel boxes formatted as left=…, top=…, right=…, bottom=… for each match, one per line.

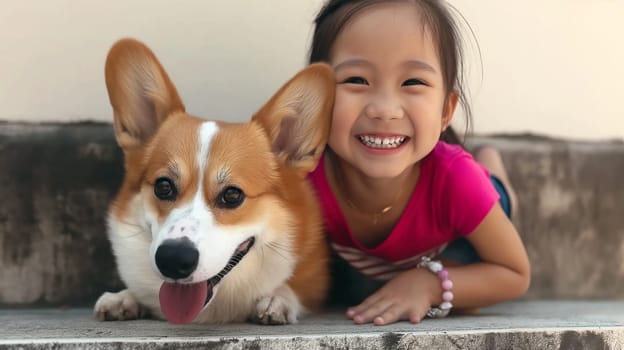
left=1, top=301, right=623, bottom=349
left=472, top=136, right=624, bottom=300
left=0, top=122, right=123, bottom=305
left=2, top=122, right=624, bottom=305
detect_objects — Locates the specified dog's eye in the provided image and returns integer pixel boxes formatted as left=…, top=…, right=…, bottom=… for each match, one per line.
left=154, top=177, right=177, bottom=201
left=218, top=186, right=245, bottom=209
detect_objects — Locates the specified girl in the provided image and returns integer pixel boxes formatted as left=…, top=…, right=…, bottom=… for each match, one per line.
left=307, top=0, right=530, bottom=326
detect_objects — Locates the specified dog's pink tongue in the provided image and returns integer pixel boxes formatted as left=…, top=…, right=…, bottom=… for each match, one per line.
left=159, top=282, right=207, bottom=324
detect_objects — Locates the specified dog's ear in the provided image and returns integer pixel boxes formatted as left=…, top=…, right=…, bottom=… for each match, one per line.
left=105, top=38, right=185, bottom=149
left=252, top=63, right=335, bottom=174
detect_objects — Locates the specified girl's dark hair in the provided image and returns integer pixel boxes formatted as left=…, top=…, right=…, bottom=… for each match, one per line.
left=309, top=0, right=472, bottom=146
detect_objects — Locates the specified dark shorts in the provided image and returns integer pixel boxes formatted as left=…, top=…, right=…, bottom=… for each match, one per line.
left=491, top=175, right=512, bottom=218
left=327, top=175, right=513, bottom=305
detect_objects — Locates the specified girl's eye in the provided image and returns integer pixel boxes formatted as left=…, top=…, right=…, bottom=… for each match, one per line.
left=403, top=79, right=426, bottom=86
left=217, top=186, right=245, bottom=209
left=154, top=177, right=177, bottom=201
left=342, top=76, right=369, bottom=85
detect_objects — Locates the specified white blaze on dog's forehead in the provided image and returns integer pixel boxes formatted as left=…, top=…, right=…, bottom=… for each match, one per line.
left=198, top=121, right=219, bottom=177
left=192, top=121, right=220, bottom=218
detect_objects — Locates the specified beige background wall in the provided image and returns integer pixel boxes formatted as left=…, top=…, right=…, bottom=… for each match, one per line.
left=1, top=1, right=622, bottom=141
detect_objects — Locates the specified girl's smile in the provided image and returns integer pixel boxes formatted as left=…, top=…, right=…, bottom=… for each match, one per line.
left=355, top=134, right=409, bottom=154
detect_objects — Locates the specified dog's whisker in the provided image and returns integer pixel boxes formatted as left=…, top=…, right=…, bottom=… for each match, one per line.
left=264, top=242, right=290, bottom=262
left=267, top=241, right=292, bottom=252
left=114, top=218, right=143, bottom=228
left=118, top=231, right=143, bottom=240
left=111, top=219, right=146, bottom=238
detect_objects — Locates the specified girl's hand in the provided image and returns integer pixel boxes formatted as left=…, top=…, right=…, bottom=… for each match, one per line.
left=346, top=267, right=441, bottom=326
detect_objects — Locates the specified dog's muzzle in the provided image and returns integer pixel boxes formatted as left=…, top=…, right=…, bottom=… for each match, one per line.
left=156, top=236, right=255, bottom=324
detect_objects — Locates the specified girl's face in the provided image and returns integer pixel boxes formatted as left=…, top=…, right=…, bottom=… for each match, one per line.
left=328, top=2, right=457, bottom=179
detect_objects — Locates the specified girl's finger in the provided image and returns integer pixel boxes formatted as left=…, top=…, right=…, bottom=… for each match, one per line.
left=408, top=307, right=426, bottom=324
left=352, top=300, right=392, bottom=324
left=374, top=304, right=405, bottom=326
left=346, top=292, right=383, bottom=318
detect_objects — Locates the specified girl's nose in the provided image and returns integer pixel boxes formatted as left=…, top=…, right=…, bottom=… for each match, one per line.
left=364, top=91, right=404, bottom=120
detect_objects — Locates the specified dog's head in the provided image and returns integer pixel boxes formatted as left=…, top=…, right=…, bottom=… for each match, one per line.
left=105, top=38, right=334, bottom=324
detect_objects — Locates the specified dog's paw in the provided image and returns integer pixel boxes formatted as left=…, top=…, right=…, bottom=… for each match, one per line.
left=251, top=286, right=302, bottom=325
left=94, top=289, right=144, bottom=321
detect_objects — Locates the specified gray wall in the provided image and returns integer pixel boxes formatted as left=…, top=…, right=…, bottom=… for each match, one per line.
left=1, top=123, right=623, bottom=305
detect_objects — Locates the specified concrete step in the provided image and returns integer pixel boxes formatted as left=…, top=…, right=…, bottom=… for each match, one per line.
left=1, top=122, right=624, bottom=305
left=1, top=301, right=623, bottom=349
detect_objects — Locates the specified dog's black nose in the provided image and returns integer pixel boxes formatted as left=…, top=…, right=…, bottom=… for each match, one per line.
left=155, top=238, right=199, bottom=280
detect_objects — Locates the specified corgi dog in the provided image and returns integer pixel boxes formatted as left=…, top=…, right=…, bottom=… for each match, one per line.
left=93, top=38, right=333, bottom=325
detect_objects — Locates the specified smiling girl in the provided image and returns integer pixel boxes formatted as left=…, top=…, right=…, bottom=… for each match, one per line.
left=307, top=0, right=530, bottom=326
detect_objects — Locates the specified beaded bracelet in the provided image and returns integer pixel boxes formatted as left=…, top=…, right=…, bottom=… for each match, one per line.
left=417, top=256, right=454, bottom=318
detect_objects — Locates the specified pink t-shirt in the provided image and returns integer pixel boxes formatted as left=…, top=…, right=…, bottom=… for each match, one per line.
left=307, top=141, right=499, bottom=280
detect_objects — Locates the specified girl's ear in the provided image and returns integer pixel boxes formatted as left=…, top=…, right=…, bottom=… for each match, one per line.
left=442, top=92, right=459, bottom=131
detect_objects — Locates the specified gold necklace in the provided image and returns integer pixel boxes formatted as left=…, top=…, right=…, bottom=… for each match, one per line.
left=344, top=197, right=399, bottom=225
left=332, top=160, right=403, bottom=225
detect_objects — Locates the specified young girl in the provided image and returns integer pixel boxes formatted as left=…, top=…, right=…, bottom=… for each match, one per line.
left=307, top=0, right=530, bottom=326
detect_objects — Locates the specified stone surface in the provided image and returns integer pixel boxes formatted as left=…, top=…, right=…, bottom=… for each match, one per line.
left=0, top=122, right=124, bottom=305
left=472, top=136, right=624, bottom=300
left=1, top=122, right=624, bottom=305
left=0, top=301, right=623, bottom=349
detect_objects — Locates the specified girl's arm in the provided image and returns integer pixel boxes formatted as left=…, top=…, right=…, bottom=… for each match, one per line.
left=347, top=203, right=530, bottom=325
left=442, top=203, right=530, bottom=308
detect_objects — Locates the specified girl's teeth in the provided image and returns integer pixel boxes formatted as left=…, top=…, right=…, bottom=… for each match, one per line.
left=358, top=135, right=406, bottom=149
